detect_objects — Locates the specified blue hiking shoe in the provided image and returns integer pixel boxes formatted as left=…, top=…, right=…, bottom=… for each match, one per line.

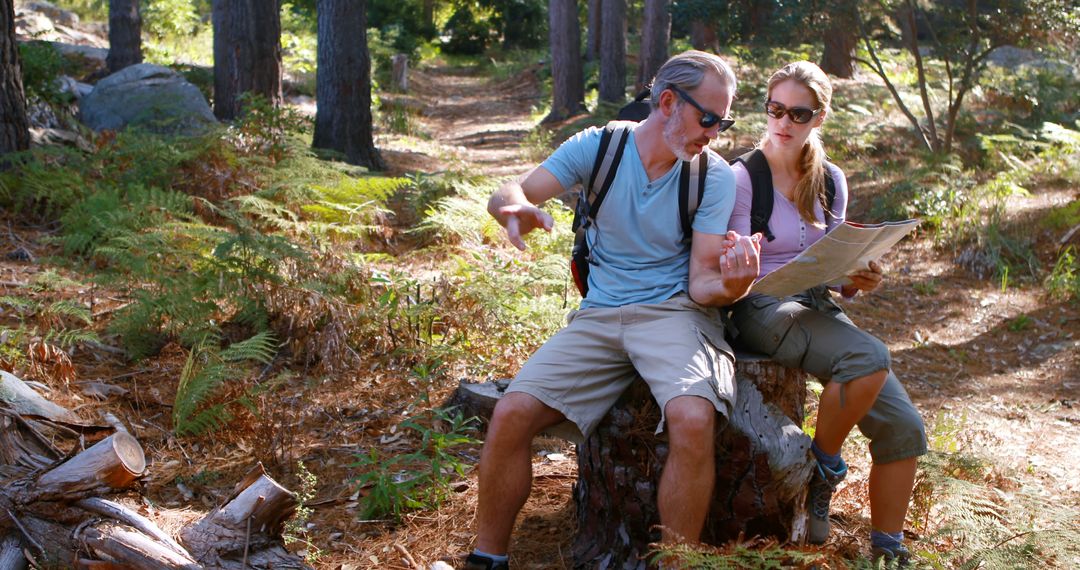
left=872, top=543, right=913, bottom=567
left=464, top=553, right=509, bottom=570
left=807, top=458, right=848, bottom=544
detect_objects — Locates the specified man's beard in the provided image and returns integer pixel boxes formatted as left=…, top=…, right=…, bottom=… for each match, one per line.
left=663, top=114, right=695, bottom=162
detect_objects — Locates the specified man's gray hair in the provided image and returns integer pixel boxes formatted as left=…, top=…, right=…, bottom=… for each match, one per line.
left=649, top=50, right=737, bottom=110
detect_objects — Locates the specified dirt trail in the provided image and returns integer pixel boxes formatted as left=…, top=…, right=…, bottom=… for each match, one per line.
left=381, top=64, right=544, bottom=178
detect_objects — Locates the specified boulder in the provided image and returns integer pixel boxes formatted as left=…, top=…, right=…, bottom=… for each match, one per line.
left=79, top=64, right=218, bottom=136
left=25, top=1, right=80, bottom=28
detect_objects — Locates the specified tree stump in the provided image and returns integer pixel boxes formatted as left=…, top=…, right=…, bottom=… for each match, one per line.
left=391, top=53, right=409, bottom=92
left=451, top=353, right=814, bottom=570
left=573, top=355, right=812, bottom=569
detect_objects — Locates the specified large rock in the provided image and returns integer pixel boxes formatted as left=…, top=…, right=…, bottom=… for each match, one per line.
left=79, top=64, right=217, bottom=136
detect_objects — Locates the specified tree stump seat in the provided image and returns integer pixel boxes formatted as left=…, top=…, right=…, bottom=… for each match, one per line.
left=451, top=351, right=815, bottom=569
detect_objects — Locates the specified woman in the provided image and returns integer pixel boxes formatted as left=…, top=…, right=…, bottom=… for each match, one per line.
left=727, top=61, right=927, bottom=563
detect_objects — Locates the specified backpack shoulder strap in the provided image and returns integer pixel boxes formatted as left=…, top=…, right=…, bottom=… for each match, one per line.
left=679, top=152, right=709, bottom=240
left=823, top=162, right=837, bottom=220
left=586, top=122, right=633, bottom=216
left=575, top=123, right=632, bottom=231
left=731, top=149, right=776, bottom=242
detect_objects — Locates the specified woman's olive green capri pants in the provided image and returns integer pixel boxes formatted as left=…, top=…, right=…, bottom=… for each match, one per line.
left=730, top=286, right=927, bottom=464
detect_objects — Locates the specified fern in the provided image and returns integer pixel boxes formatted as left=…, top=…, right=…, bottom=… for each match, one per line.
left=41, top=300, right=93, bottom=326
left=44, top=328, right=101, bottom=348
left=173, top=331, right=278, bottom=436
left=0, top=296, right=35, bottom=313
left=913, top=451, right=1080, bottom=568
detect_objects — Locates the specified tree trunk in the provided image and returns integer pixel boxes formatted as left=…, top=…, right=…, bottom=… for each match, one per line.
left=312, top=0, right=384, bottom=170
left=422, top=0, right=435, bottom=37
left=690, top=21, right=718, bottom=52
left=572, top=358, right=812, bottom=568
left=742, top=0, right=773, bottom=43
left=0, top=0, right=29, bottom=157
left=636, top=0, right=669, bottom=91
left=820, top=16, right=857, bottom=78
left=598, top=0, right=626, bottom=104
left=585, top=0, right=601, bottom=62
left=543, top=0, right=585, bottom=123
left=106, top=0, right=142, bottom=74
left=212, top=0, right=283, bottom=121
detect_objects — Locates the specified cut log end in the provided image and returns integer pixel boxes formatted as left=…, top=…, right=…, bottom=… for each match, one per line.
left=110, top=431, right=146, bottom=481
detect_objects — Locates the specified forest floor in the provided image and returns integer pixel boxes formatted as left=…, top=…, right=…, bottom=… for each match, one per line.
left=2, top=58, right=1078, bottom=569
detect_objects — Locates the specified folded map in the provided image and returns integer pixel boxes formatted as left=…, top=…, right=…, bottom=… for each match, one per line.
left=751, top=219, right=920, bottom=298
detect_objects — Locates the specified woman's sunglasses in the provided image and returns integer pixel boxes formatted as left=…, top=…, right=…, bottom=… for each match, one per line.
left=669, top=85, right=736, bottom=133
left=765, top=100, right=822, bottom=124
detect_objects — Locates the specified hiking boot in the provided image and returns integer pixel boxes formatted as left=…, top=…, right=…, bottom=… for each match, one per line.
left=871, top=543, right=913, bottom=568
left=463, top=553, right=509, bottom=570
left=807, top=458, right=848, bottom=544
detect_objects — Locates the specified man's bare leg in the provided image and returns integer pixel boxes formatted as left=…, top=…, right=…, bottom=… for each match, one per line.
left=475, top=392, right=565, bottom=555
left=657, top=396, right=717, bottom=543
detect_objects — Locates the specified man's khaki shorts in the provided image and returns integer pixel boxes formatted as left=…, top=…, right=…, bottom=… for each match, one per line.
left=506, top=294, right=735, bottom=443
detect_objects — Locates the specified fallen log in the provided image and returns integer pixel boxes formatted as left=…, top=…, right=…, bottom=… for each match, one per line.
left=180, top=463, right=306, bottom=569
left=451, top=352, right=814, bottom=569
left=0, top=372, right=311, bottom=569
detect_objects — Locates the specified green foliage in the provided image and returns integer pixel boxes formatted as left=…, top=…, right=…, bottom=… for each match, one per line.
left=281, top=2, right=318, bottom=77
left=0, top=295, right=99, bottom=351
left=442, top=3, right=495, bottom=55
left=18, top=41, right=74, bottom=107
left=351, top=407, right=479, bottom=521
left=142, top=0, right=200, bottom=39
left=649, top=537, right=828, bottom=569
left=173, top=330, right=277, bottom=436
left=47, top=0, right=108, bottom=22
left=283, top=460, right=323, bottom=564
left=377, top=100, right=429, bottom=138
left=58, top=184, right=193, bottom=256
left=1045, top=246, right=1080, bottom=302
left=521, top=126, right=554, bottom=163
left=300, top=175, right=407, bottom=244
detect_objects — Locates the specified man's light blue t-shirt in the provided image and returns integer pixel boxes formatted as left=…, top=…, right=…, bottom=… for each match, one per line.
left=541, top=125, right=736, bottom=309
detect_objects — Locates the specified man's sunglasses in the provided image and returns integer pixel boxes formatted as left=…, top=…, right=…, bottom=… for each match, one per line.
left=765, top=100, right=822, bottom=124
left=669, top=85, right=735, bottom=132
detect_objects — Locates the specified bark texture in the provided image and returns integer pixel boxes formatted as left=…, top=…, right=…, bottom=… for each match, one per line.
left=598, top=0, right=626, bottom=104
left=690, top=21, right=718, bottom=52
left=572, top=358, right=813, bottom=569
left=451, top=355, right=815, bottom=569
left=636, top=0, right=670, bottom=91
left=544, top=0, right=585, bottom=123
left=1, top=0, right=29, bottom=156
left=821, top=18, right=857, bottom=78
left=212, top=0, right=282, bottom=120
left=312, top=0, right=385, bottom=169
left=585, top=0, right=601, bottom=62
left=107, top=0, right=143, bottom=73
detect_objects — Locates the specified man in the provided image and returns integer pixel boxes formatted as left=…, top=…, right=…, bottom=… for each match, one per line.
left=467, top=50, right=762, bottom=570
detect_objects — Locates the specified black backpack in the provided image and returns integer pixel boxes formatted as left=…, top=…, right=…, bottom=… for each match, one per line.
left=570, top=119, right=709, bottom=297
left=729, top=149, right=836, bottom=242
